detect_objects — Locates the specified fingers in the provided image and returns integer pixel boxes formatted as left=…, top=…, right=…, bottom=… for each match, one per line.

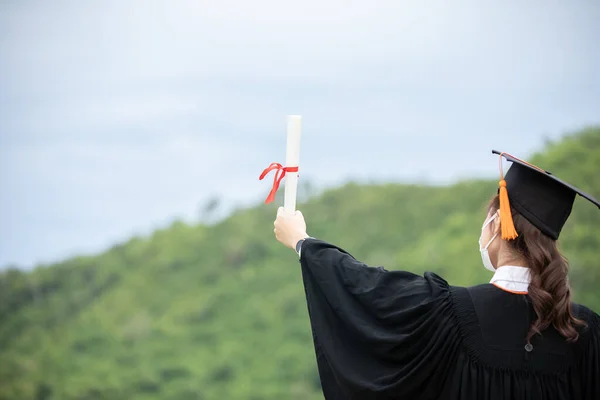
left=273, top=208, right=306, bottom=239
left=277, top=207, right=302, bottom=217
left=274, top=209, right=304, bottom=224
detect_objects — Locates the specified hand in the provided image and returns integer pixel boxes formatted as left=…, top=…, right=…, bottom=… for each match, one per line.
left=274, top=207, right=309, bottom=250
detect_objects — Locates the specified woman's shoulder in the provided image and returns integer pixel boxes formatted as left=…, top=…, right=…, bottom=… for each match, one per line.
left=572, top=302, right=600, bottom=336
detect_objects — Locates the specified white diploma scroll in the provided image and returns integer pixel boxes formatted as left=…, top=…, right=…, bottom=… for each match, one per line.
left=284, top=115, right=302, bottom=212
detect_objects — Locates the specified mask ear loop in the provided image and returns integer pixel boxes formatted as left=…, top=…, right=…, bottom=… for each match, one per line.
left=482, top=209, right=499, bottom=230
left=480, top=211, right=500, bottom=250
left=484, top=231, right=499, bottom=250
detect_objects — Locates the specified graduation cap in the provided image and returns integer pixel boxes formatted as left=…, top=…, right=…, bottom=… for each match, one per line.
left=492, top=150, right=600, bottom=241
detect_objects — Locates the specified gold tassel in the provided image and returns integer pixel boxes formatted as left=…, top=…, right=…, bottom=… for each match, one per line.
left=499, top=179, right=518, bottom=240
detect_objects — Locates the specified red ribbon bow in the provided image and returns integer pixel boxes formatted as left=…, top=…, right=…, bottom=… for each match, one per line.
left=259, top=162, right=299, bottom=204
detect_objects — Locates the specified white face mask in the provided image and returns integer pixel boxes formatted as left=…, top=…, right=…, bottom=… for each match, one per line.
left=479, top=212, right=499, bottom=272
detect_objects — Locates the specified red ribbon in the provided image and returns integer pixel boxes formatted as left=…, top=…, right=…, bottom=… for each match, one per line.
left=259, top=162, right=299, bottom=204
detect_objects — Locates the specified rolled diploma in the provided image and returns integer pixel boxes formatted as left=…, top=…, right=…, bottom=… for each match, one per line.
left=284, top=115, right=302, bottom=212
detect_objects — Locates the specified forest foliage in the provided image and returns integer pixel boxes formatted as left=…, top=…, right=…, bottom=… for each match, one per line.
left=1, top=127, right=599, bottom=400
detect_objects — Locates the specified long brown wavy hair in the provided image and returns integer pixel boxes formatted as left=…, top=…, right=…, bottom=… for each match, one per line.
left=488, top=195, right=587, bottom=342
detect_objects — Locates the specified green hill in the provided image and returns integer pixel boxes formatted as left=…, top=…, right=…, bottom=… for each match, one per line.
left=1, top=127, right=599, bottom=400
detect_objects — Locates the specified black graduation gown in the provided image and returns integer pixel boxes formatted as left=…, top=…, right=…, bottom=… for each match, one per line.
left=299, top=239, right=600, bottom=400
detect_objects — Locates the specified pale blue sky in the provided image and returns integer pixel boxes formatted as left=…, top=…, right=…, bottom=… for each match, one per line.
left=1, top=0, right=599, bottom=268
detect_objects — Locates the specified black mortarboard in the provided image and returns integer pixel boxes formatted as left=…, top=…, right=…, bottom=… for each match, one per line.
left=491, top=150, right=600, bottom=240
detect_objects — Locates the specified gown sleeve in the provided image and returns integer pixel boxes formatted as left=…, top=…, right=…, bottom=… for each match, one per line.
left=580, top=309, right=600, bottom=399
left=299, top=239, right=461, bottom=399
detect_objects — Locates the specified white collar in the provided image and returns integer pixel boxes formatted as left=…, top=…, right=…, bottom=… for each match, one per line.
left=490, top=265, right=531, bottom=294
